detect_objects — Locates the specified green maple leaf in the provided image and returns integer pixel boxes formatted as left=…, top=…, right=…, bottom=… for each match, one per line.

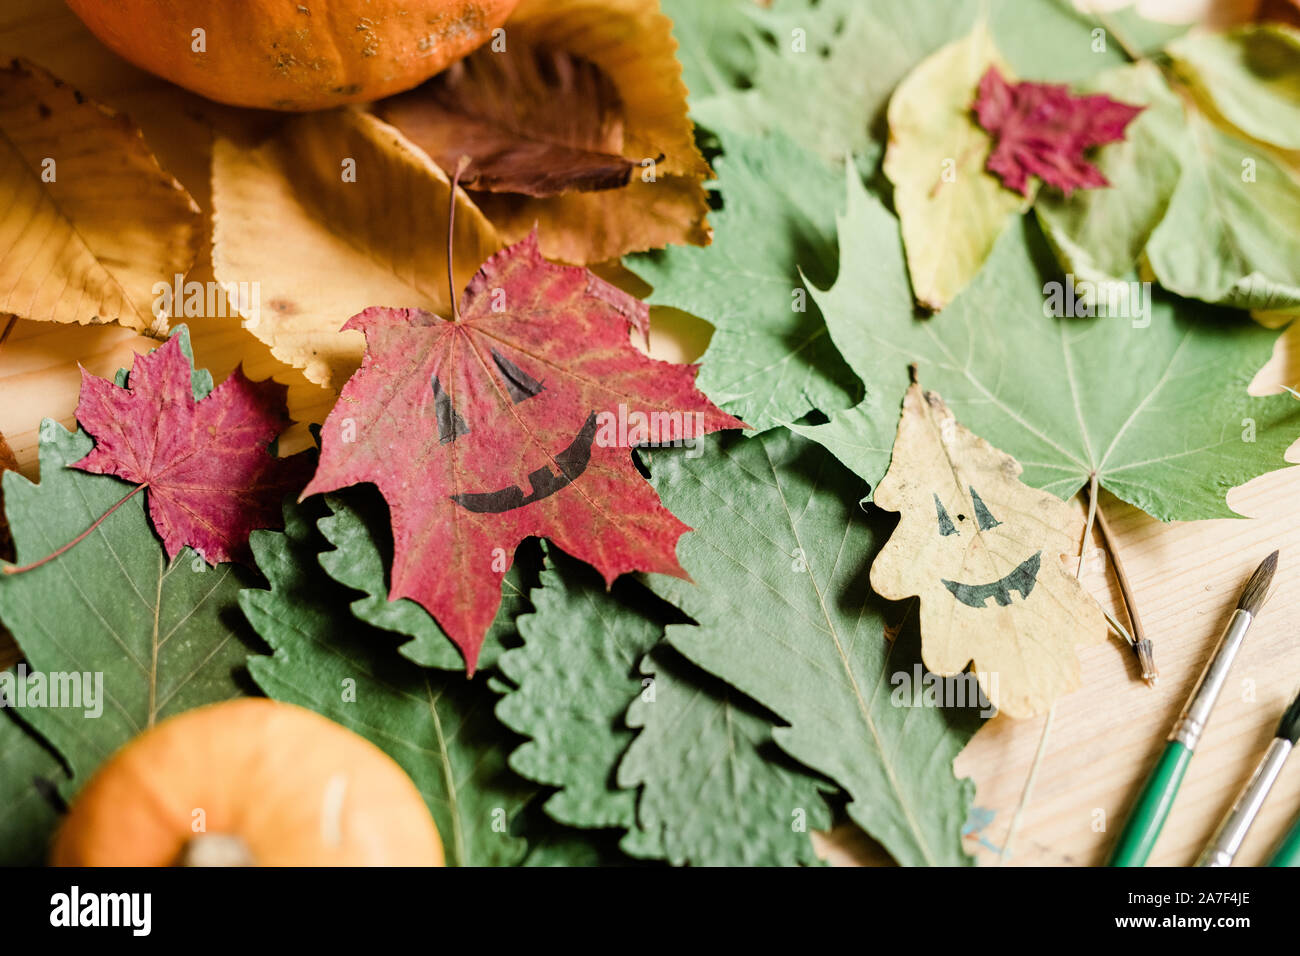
left=685, top=0, right=1157, bottom=169
left=1035, top=62, right=1186, bottom=288
left=241, top=497, right=532, bottom=866
left=658, top=0, right=761, bottom=104
left=313, top=488, right=525, bottom=672
left=0, top=703, right=66, bottom=865
left=641, top=429, right=982, bottom=866
left=0, top=421, right=260, bottom=800
left=617, top=643, right=832, bottom=866
left=795, top=172, right=1300, bottom=521
left=495, top=546, right=829, bottom=865
left=628, top=128, right=860, bottom=433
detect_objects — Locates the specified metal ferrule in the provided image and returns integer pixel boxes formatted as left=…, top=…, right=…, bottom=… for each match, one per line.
left=1169, top=609, right=1252, bottom=751
left=1196, top=736, right=1293, bottom=867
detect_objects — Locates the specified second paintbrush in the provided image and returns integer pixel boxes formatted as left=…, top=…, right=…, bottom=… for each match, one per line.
left=1108, top=550, right=1279, bottom=867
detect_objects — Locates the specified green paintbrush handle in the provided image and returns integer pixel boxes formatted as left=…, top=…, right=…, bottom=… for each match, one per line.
left=1108, top=740, right=1194, bottom=867
left=1266, top=812, right=1300, bottom=867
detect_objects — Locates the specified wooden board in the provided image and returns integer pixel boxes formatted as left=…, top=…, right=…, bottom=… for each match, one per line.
left=5, top=0, right=1300, bottom=868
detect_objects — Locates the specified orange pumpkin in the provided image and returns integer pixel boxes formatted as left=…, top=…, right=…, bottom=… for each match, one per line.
left=51, top=699, right=443, bottom=866
left=64, top=0, right=521, bottom=110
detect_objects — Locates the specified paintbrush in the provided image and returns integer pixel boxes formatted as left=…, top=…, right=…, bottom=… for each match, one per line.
left=1267, top=802, right=1300, bottom=866
left=1197, top=688, right=1300, bottom=866
left=1108, top=550, right=1278, bottom=867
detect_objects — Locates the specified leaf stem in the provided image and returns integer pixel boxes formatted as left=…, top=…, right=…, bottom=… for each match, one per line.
left=446, top=155, right=472, bottom=324
left=2, top=482, right=147, bottom=574
left=1082, top=477, right=1157, bottom=686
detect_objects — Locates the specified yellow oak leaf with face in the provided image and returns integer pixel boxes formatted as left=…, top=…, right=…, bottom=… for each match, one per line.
left=871, top=382, right=1106, bottom=719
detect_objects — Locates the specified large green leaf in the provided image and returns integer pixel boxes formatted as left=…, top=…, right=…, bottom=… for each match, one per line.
left=314, top=488, right=525, bottom=672
left=495, top=547, right=830, bottom=865
left=1144, top=110, right=1300, bottom=313
left=618, top=643, right=831, bottom=866
left=0, top=702, right=66, bottom=865
left=242, top=498, right=532, bottom=866
left=692, top=0, right=978, bottom=168
left=1170, top=25, right=1300, bottom=152
left=494, top=548, right=659, bottom=834
left=1035, top=62, right=1185, bottom=288
left=642, top=430, right=982, bottom=866
left=658, top=0, right=761, bottom=104
left=628, top=128, right=859, bottom=432
left=884, top=20, right=1027, bottom=311
left=0, top=422, right=259, bottom=799
left=795, top=171, right=1300, bottom=521
left=686, top=0, right=1149, bottom=170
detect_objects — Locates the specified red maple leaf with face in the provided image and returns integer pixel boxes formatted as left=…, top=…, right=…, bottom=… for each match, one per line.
left=72, top=334, right=310, bottom=564
left=973, top=66, right=1144, bottom=197
left=303, top=232, right=744, bottom=671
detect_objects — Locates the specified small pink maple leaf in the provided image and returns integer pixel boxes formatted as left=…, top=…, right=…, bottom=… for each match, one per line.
left=973, top=66, right=1144, bottom=197
left=72, top=334, right=311, bottom=564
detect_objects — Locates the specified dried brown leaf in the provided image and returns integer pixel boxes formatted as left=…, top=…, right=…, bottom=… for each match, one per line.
left=0, top=59, right=200, bottom=334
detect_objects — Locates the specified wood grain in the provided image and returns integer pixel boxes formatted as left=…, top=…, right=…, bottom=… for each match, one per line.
left=4, top=0, right=1299, bottom=868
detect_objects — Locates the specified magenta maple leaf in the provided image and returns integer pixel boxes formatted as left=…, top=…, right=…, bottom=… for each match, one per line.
left=973, top=66, right=1144, bottom=197
left=72, top=334, right=310, bottom=564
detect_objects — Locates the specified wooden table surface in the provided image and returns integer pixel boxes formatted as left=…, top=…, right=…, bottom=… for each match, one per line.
left=5, top=0, right=1300, bottom=868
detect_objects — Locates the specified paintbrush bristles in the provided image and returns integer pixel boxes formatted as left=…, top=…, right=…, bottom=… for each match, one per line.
left=1278, top=689, right=1300, bottom=745
left=1238, top=550, right=1279, bottom=616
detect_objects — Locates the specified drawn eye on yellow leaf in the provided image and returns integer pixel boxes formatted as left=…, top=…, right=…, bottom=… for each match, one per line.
left=870, top=381, right=1106, bottom=719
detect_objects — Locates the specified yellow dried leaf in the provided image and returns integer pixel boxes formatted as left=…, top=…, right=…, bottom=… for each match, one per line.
left=211, top=109, right=502, bottom=389
left=0, top=59, right=200, bottom=334
left=870, top=382, right=1106, bottom=719
left=446, top=0, right=711, bottom=263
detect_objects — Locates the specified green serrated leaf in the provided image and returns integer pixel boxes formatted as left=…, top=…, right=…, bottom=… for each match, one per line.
left=658, top=0, right=761, bottom=104
left=0, top=702, right=66, bottom=865
left=628, top=128, right=860, bottom=432
left=0, top=423, right=259, bottom=800
left=642, top=430, right=982, bottom=866
left=618, top=643, right=832, bottom=866
left=1035, top=62, right=1185, bottom=287
left=497, top=546, right=831, bottom=865
left=495, top=548, right=660, bottom=835
left=1169, top=25, right=1300, bottom=152
left=795, top=171, right=1300, bottom=521
left=314, top=489, right=524, bottom=672
left=241, top=498, right=532, bottom=866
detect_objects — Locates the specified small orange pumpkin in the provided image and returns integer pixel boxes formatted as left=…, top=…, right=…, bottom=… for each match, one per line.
left=64, top=0, right=521, bottom=111
left=51, top=699, right=443, bottom=866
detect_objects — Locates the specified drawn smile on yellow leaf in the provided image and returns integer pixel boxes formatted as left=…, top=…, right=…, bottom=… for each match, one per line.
left=870, top=381, right=1106, bottom=720
left=932, top=487, right=1042, bottom=607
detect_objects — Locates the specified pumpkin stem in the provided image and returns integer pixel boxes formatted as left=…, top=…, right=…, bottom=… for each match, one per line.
left=175, top=834, right=256, bottom=867
left=446, top=155, right=472, bottom=324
